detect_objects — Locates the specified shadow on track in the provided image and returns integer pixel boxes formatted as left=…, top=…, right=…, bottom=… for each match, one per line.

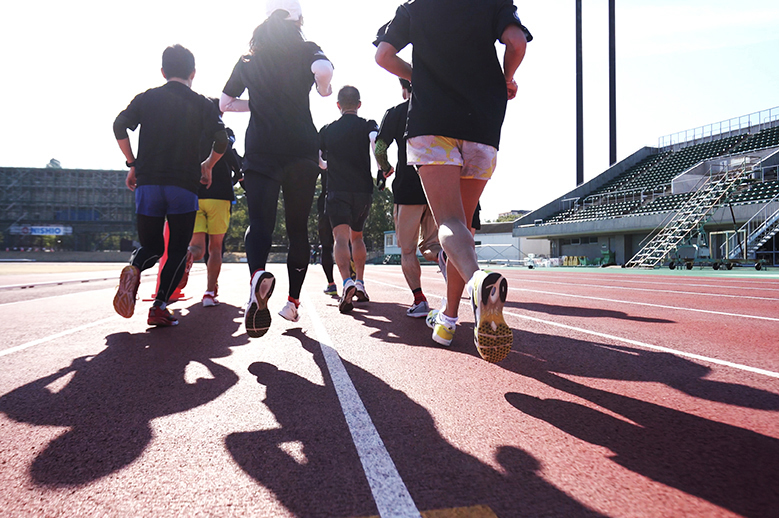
left=225, top=328, right=605, bottom=517
left=505, top=301, right=675, bottom=324
left=0, top=302, right=247, bottom=487
left=502, top=330, right=779, bottom=518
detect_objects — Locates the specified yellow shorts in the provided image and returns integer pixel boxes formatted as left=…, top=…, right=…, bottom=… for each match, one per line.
left=193, top=199, right=231, bottom=235
left=406, top=135, right=498, bottom=180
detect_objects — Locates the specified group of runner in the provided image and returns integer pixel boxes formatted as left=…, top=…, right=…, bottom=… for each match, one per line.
left=112, top=0, right=531, bottom=363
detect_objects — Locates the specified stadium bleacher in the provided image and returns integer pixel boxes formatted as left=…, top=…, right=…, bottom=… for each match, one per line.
left=537, top=124, right=779, bottom=225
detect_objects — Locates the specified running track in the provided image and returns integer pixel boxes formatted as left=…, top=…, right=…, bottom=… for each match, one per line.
left=0, top=262, right=777, bottom=517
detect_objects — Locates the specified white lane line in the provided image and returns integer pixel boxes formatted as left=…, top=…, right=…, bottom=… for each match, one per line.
left=509, top=273, right=779, bottom=292
left=303, top=291, right=421, bottom=518
left=0, top=317, right=118, bottom=358
left=0, top=287, right=115, bottom=308
left=514, top=278, right=779, bottom=301
left=505, top=310, right=779, bottom=379
left=512, top=287, right=779, bottom=322
left=369, top=277, right=779, bottom=379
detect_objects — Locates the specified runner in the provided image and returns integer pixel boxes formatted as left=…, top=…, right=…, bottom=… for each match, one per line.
left=374, top=78, right=443, bottom=318
left=184, top=99, right=243, bottom=307
left=375, top=0, right=531, bottom=362
left=319, top=86, right=379, bottom=314
left=220, top=0, right=333, bottom=336
left=113, top=44, right=227, bottom=327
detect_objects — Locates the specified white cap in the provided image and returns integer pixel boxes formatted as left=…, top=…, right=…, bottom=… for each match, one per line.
left=266, top=0, right=302, bottom=21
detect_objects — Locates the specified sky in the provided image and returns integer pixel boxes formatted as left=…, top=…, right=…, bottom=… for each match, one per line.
left=1, top=0, right=778, bottom=222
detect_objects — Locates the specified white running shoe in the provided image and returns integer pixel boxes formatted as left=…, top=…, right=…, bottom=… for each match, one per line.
left=278, top=300, right=300, bottom=322
left=355, top=280, right=369, bottom=302
left=339, top=279, right=357, bottom=313
left=245, top=270, right=275, bottom=338
left=406, top=300, right=429, bottom=318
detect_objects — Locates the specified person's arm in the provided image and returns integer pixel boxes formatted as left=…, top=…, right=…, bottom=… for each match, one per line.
left=375, top=42, right=412, bottom=81
left=501, top=24, right=528, bottom=100
left=373, top=138, right=394, bottom=178
left=220, top=92, right=249, bottom=113
left=200, top=129, right=229, bottom=189
left=311, top=60, right=334, bottom=97
left=113, top=113, right=138, bottom=191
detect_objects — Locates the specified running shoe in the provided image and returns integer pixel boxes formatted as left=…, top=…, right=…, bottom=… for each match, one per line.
left=324, top=283, right=338, bottom=296
left=278, top=300, right=300, bottom=322
left=339, top=279, right=357, bottom=314
left=202, top=291, right=219, bottom=307
left=177, top=250, right=194, bottom=290
left=406, top=300, right=429, bottom=318
left=245, top=270, right=275, bottom=338
left=425, top=309, right=455, bottom=346
left=355, top=281, right=370, bottom=302
left=113, top=265, right=140, bottom=318
left=148, top=306, right=178, bottom=326
left=438, top=249, right=448, bottom=281
left=469, top=270, right=512, bottom=363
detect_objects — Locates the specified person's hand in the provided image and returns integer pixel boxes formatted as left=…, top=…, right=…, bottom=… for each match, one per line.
left=200, top=161, right=213, bottom=189
left=125, top=168, right=136, bottom=191
left=506, top=79, right=518, bottom=100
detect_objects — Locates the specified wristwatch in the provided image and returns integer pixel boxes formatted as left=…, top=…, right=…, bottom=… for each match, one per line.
left=126, top=160, right=136, bottom=168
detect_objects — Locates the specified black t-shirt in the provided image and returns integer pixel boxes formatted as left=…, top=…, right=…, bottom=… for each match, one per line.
left=377, top=100, right=427, bottom=205
left=223, top=42, right=330, bottom=175
left=198, top=128, right=241, bottom=201
left=378, top=0, right=532, bottom=149
left=116, top=81, right=225, bottom=194
left=319, top=114, right=379, bottom=194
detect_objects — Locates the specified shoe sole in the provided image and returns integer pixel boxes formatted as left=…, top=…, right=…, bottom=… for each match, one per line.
left=177, top=252, right=194, bottom=290
left=339, top=285, right=356, bottom=313
left=406, top=310, right=428, bottom=318
left=355, top=290, right=369, bottom=303
left=474, top=273, right=512, bottom=363
left=113, top=266, right=139, bottom=318
left=246, top=272, right=275, bottom=338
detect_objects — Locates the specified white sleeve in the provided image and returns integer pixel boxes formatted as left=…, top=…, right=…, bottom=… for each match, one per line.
left=220, top=92, right=250, bottom=113
left=311, top=60, right=334, bottom=97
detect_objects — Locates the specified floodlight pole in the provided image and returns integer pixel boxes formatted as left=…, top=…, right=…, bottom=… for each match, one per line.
left=609, top=0, right=617, bottom=165
left=576, top=0, right=584, bottom=186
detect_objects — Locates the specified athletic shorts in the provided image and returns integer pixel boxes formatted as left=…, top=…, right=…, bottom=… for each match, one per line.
left=394, top=204, right=440, bottom=256
left=406, top=135, right=498, bottom=180
left=194, top=199, right=231, bottom=235
left=326, top=191, right=372, bottom=232
left=135, top=185, right=199, bottom=217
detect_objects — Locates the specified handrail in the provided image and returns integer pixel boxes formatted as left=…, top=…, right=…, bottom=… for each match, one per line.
left=723, top=193, right=779, bottom=259
left=659, top=106, right=779, bottom=150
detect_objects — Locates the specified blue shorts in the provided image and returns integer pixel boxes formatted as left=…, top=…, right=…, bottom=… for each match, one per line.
left=135, top=185, right=199, bottom=217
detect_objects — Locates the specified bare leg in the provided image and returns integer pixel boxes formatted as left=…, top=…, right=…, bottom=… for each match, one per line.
left=205, top=233, right=225, bottom=293
left=333, top=224, right=353, bottom=284
left=418, top=165, right=487, bottom=319
left=350, top=229, right=367, bottom=281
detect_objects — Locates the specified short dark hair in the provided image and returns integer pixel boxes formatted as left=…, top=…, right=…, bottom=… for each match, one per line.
left=338, top=85, right=360, bottom=110
left=399, top=78, right=412, bottom=92
left=162, top=44, right=195, bottom=80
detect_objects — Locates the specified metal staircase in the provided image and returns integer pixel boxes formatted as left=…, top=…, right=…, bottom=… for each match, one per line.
left=723, top=194, right=779, bottom=260
left=626, top=162, right=753, bottom=268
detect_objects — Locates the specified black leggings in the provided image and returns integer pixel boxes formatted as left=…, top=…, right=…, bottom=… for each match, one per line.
left=317, top=195, right=335, bottom=284
left=132, top=212, right=196, bottom=304
left=243, top=159, right=318, bottom=299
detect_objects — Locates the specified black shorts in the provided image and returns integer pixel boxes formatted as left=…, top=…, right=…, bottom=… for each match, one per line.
left=326, top=191, right=372, bottom=232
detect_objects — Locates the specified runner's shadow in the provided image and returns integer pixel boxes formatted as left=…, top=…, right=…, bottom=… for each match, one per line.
left=0, top=302, right=247, bottom=487
left=505, top=362, right=779, bottom=518
left=502, top=329, right=779, bottom=410
left=225, top=328, right=605, bottom=517
left=506, top=301, right=674, bottom=324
